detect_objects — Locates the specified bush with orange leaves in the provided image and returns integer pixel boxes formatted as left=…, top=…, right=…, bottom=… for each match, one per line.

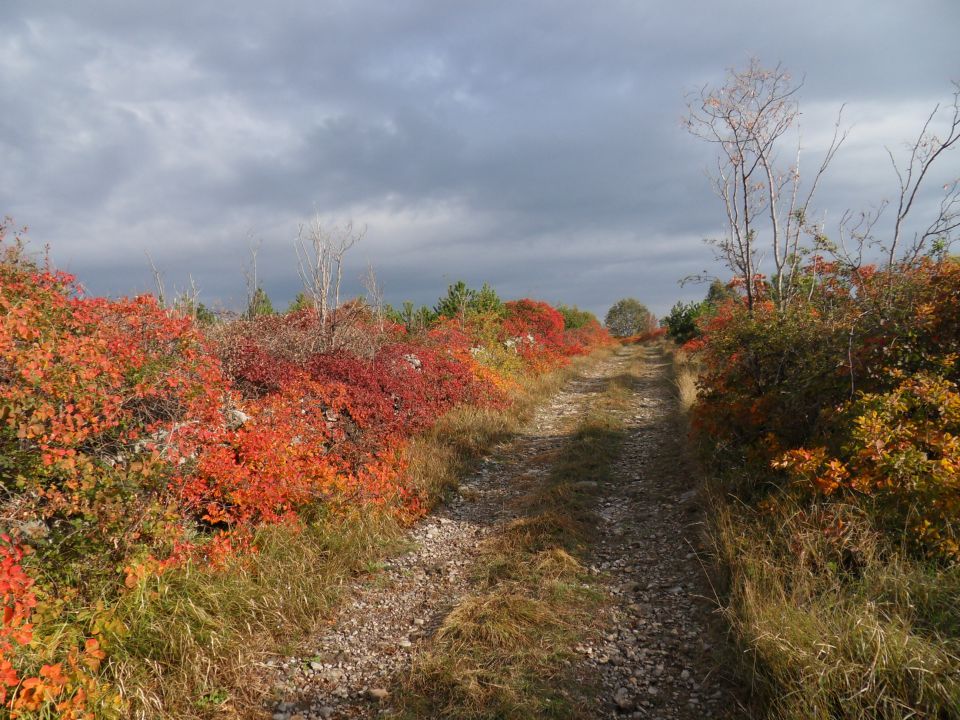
left=692, top=257, right=960, bottom=562
left=0, top=221, right=612, bottom=716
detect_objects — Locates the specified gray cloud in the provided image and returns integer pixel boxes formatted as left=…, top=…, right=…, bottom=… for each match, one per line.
left=1, top=0, right=958, bottom=317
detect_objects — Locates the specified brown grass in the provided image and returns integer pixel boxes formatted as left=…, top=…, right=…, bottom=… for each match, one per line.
left=711, top=502, right=960, bottom=719
left=111, top=512, right=403, bottom=719
left=665, top=344, right=699, bottom=413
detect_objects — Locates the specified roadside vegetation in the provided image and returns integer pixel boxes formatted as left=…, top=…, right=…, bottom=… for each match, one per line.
left=0, top=220, right=613, bottom=719
left=669, top=62, right=960, bottom=719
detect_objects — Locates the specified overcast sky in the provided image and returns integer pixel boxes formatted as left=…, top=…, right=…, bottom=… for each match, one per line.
left=2, top=1, right=958, bottom=317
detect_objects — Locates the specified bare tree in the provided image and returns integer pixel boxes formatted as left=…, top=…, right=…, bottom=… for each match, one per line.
left=172, top=274, right=201, bottom=320
left=295, top=215, right=366, bottom=346
left=242, top=236, right=262, bottom=316
left=885, top=82, right=960, bottom=265
left=830, top=83, right=960, bottom=279
left=145, top=250, right=167, bottom=308
left=362, top=260, right=385, bottom=334
left=685, top=59, right=846, bottom=310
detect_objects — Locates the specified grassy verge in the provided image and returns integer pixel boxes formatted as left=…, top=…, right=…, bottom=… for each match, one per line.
left=668, top=346, right=960, bottom=719
left=106, top=350, right=612, bottom=719
left=668, top=345, right=699, bottom=415
left=396, top=352, right=634, bottom=719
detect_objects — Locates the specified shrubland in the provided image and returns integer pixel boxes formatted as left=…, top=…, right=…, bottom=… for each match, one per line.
left=676, top=62, right=960, bottom=719
left=679, top=259, right=960, bottom=718
left=0, top=223, right=613, bottom=719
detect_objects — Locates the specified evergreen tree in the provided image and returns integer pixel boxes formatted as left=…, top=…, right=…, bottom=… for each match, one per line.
left=287, top=292, right=314, bottom=313
left=556, top=304, right=597, bottom=330
left=246, top=287, right=274, bottom=317
left=434, top=281, right=504, bottom=319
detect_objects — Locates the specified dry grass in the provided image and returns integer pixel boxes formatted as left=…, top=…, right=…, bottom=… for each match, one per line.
left=712, top=502, right=960, bottom=719
left=665, top=344, right=699, bottom=413
left=111, top=512, right=403, bottom=719
left=397, top=359, right=633, bottom=719
left=110, top=349, right=613, bottom=719
left=668, top=343, right=960, bottom=718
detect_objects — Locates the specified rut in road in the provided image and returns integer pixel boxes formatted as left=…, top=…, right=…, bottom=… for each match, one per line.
left=265, top=344, right=741, bottom=719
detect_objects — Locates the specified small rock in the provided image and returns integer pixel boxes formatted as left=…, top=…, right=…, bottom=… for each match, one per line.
left=322, top=668, right=345, bottom=683
left=614, top=686, right=634, bottom=711
left=226, top=407, right=252, bottom=429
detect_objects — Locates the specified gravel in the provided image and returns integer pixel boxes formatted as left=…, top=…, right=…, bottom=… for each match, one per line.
left=564, top=345, right=740, bottom=718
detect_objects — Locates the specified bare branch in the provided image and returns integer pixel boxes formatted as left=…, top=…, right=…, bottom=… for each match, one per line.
left=144, top=250, right=166, bottom=308
left=295, top=213, right=365, bottom=350
left=686, top=59, right=844, bottom=310
left=887, top=83, right=960, bottom=264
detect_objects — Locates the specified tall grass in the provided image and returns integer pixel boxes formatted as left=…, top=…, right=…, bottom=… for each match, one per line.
left=110, top=513, right=402, bottom=718
left=713, top=503, right=960, bottom=719
left=664, top=343, right=698, bottom=413
left=669, top=345, right=960, bottom=719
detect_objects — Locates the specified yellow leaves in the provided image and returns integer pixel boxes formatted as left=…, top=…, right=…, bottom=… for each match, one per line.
left=16, top=422, right=46, bottom=440
left=82, top=639, right=105, bottom=672
left=778, top=373, right=960, bottom=561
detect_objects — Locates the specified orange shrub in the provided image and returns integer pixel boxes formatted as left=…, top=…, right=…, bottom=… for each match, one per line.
left=691, top=259, right=960, bottom=561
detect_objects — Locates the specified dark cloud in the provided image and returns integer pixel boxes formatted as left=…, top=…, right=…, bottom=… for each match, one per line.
left=1, top=0, right=958, bottom=317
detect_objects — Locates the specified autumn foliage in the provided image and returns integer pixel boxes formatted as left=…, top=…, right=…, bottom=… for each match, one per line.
left=690, top=257, right=960, bottom=562
left=0, top=223, right=610, bottom=716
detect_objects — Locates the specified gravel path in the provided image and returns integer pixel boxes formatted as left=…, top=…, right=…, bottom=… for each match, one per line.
left=264, top=346, right=741, bottom=720
left=572, top=344, right=741, bottom=719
